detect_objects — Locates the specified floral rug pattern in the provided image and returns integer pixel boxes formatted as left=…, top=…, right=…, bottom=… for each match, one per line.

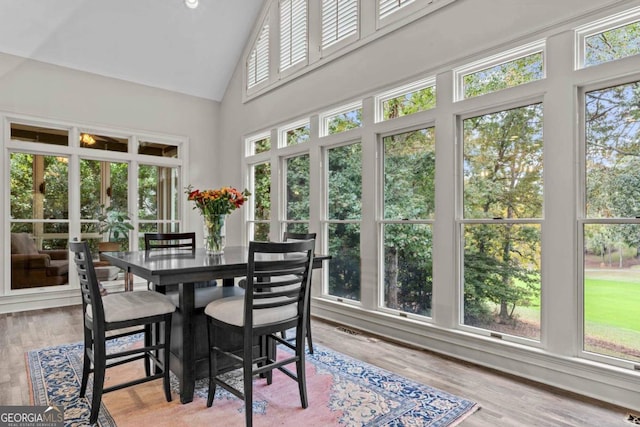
left=27, top=334, right=478, bottom=426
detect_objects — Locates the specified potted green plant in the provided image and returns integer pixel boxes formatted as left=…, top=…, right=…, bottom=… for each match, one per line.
left=96, top=205, right=134, bottom=253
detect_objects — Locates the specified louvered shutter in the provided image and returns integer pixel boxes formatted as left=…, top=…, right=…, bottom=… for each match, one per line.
left=322, top=0, right=358, bottom=49
left=248, top=23, right=269, bottom=88
left=379, top=0, right=415, bottom=20
left=280, top=0, right=307, bottom=71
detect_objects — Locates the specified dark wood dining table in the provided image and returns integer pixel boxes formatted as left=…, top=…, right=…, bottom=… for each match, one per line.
left=101, top=245, right=330, bottom=403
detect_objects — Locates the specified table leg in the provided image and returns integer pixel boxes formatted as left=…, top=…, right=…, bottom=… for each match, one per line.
left=178, top=283, right=196, bottom=403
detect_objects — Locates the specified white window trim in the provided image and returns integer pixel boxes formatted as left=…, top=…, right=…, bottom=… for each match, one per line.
left=245, top=131, right=272, bottom=157
left=453, top=39, right=546, bottom=102
left=574, top=5, right=640, bottom=70
left=374, top=76, right=436, bottom=123
left=319, top=101, right=363, bottom=137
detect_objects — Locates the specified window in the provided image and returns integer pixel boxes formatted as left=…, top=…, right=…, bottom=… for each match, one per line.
left=577, top=7, right=640, bottom=68
left=582, top=80, right=640, bottom=364
left=138, top=140, right=178, bottom=158
left=320, top=102, right=362, bottom=136
left=454, top=41, right=545, bottom=100
left=11, top=123, right=69, bottom=147
left=322, top=0, right=358, bottom=50
left=280, top=120, right=310, bottom=147
left=137, top=164, right=181, bottom=246
left=247, top=133, right=271, bottom=156
left=283, top=153, right=310, bottom=234
left=280, top=0, right=307, bottom=71
left=381, top=127, right=435, bottom=317
left=247, top=20, right=270, bottom=89
left=376, top=77, right=436, bottom=122
left=461, top=103, right=543, bottom=341
left=79, top=131, right=128, bottom=153
left=379, top=0, right=415, bottom=20
left=326, top=143, right=362, bottom=301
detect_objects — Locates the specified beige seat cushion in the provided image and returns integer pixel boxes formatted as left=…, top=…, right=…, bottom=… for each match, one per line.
left=87, top=291, right=175, bottom=323
left=204, top=295, right=298, bottom=327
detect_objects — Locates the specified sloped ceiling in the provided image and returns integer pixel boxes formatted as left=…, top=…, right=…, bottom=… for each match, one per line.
left=0, top=0, right=265, bottom=101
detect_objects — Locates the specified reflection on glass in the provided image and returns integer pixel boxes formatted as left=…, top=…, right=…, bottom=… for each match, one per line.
left=11, top=123, right=69, bottom=146
left=80, top=132, right=128, bottom=152
left=138, top=140, right=179, bottom=158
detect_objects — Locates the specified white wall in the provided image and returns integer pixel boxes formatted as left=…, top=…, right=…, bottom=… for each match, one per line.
left=218, top=0, right=640, bottom=410
left=0, top=52, right=219, bottom=311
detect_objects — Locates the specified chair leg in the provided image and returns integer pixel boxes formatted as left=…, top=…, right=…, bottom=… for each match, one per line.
left=162, top=316, right=172, bottom=402
left=144, top=324, right=152, bottom=377
left=297, top=327, right=308, bottom=408
left=89, top=340, right=106, bottom=425
left=243, top=337, right=254, bottom=427
left=80, top=327, right=92, bottom=397
left=306, top=314, right=314, bottom=355
left=206, top=319, right=217, bottom=407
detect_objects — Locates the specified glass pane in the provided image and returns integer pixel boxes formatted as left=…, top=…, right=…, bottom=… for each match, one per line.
left=585, top=21, right=640, bottom=67
left=286, top=124, right=310, bottom=146
left=463, top=224, right=541, bottom=341
left=463, top=52, right=544, bottom=99
left=253, top=222, right=270, bottom=241
left=138, top=140, right=178, bottom=158
left=138, top=165, right=180, bottom=221
left=286, top=154, right=310, bottom=220
left=9, top=153, right=69, bottom=289
left=463, top=104, right=544, bottom=219
left=326, top=108, right=362, bottom=135
left=328, top=143, right=361, bottom=220
left=10, top=123, right=69, bottom=146
left=328, top=222, right=360, bottom=301
left=254, top=136, right=271, bottom=154
left=382, top=85, right=436, bottom=120
left=583, top=224, right=640, bottom=363
left=383, top=223, right=432, bottom=317
left=11, top=154, right=69, bottom=220
left=585, top=81, right=640, bottom=218
left=384, top=127, right=435, bottom=219
left=80, top=132, right=128, bottom=152
left=286, top=222, right=310, bottom=235
left=253, top=162, right=271, bottom=220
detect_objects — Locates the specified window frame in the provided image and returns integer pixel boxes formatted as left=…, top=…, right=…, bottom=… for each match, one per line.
left=319, top=101, right=363, bottom=137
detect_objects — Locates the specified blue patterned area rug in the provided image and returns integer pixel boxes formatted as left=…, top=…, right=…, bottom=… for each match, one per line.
left=27, top=335, right=479, bottom=426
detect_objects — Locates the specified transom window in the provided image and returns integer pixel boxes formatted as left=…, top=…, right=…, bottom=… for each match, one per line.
left=320, top=102, right=362, bottom=136
left=279, top=0, right=308, bottom=72
left=375, top=77, right=436, bottom=122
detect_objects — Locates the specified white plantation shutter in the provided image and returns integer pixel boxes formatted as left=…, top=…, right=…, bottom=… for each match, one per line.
left=248, top=23, right=269, bottom=88
left=322, top=0, right=358, bottom=49
left=280, top=0, right=307, bottom=71
left=379, top=0, right=415, bottom=19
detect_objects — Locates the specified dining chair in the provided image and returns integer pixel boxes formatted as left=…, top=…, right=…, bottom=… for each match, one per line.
left=144, top=232, right=196, bottom=291
left=204, top=240, right=315, bottom=427
left=69, top=240, right=176, bottom=425
left=144, top=232, right=196, bottom=252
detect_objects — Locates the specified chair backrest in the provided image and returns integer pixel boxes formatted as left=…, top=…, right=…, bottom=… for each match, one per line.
left=69, top=240, right=105, bottom=326
left=144, top=232, right=196, bottom=252
left=245, top=240, right=315, bottom=331
left=283, top=231, right=316, bottom=242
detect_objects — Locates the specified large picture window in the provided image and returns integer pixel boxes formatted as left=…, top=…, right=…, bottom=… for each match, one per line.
left=582, top=80, right=640, bottom=364
left=326, top=142, right=362, bottom=301
left=461, top=103, right=543, bottom=341
left=381, top=127, right=435, bottom=317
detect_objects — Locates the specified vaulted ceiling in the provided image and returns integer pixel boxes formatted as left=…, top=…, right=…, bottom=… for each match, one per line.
left=0, top=0, right=265, bottom=101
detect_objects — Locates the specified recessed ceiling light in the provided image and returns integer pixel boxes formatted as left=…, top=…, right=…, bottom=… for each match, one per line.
left=185, top=0, right=198, bottom=9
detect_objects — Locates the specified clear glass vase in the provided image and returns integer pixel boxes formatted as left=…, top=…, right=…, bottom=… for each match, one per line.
left=203, top=214, right=226, bottom=255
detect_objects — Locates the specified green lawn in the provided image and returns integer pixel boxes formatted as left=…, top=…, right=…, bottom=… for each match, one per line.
left=585, top=274, right=640, bottom=332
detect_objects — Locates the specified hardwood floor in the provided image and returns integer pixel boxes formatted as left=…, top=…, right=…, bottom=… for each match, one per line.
left=0, top=305, right=634, bottom=426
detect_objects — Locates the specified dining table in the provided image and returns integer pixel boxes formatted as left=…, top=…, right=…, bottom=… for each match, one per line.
left=101, top=245, right=330, bottom=404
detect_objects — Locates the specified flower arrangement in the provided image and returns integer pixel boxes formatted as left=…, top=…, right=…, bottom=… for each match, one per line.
left=186, top=185, right=251, bottom=216
left=186, top=185, right=250, bottom=254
